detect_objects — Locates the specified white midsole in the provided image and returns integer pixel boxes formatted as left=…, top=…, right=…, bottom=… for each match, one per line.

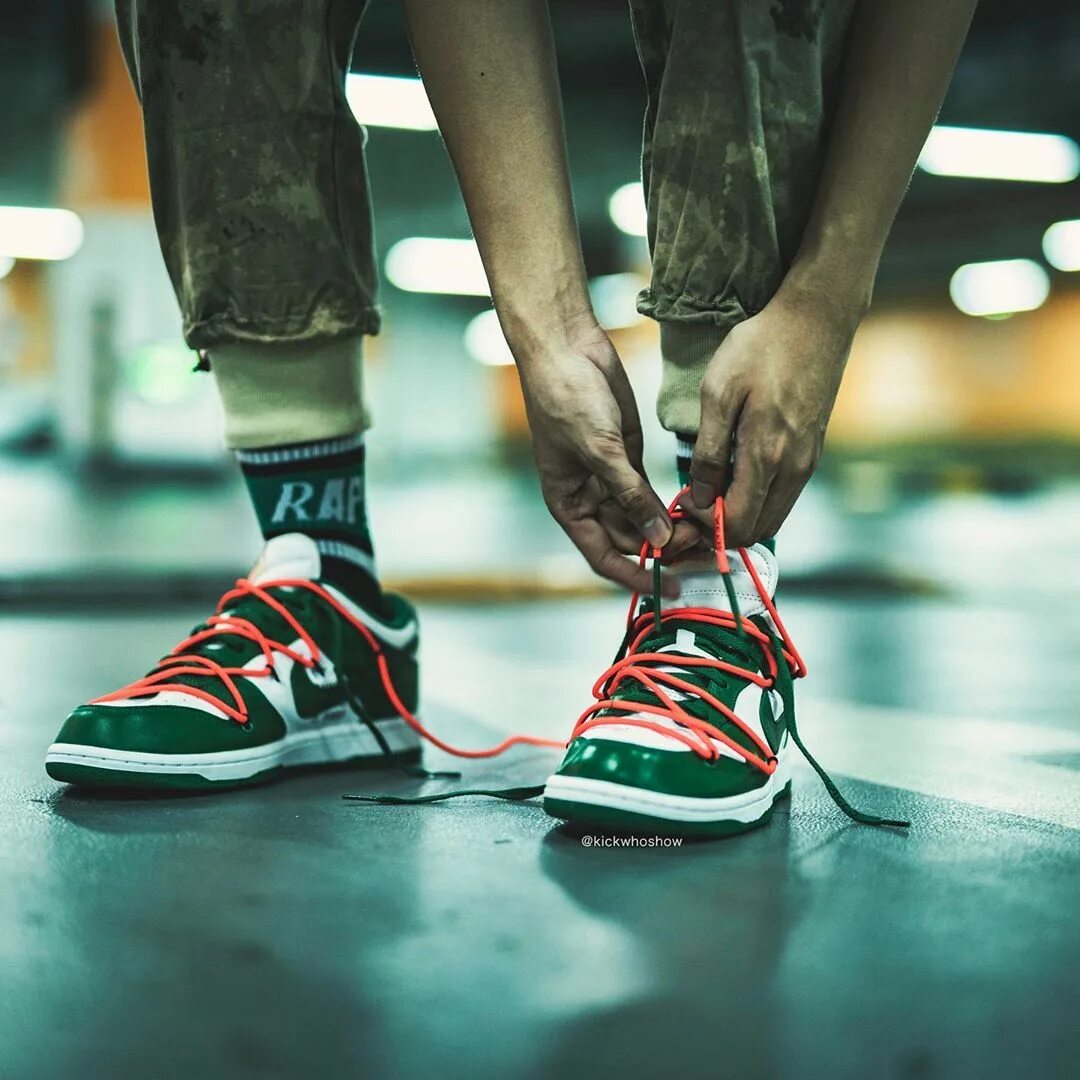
left=544, top=752, right=791, bottom=824
left=45, top=716, right=420, bottom=782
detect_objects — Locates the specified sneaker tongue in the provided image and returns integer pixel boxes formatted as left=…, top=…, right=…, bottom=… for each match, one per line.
left=249, top=533, right=323, bottom=584
left=661, top=543, right=778, bottom=618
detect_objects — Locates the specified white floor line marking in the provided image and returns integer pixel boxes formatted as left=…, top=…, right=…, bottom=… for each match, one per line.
left=422, top=641, right=1080, bottom=831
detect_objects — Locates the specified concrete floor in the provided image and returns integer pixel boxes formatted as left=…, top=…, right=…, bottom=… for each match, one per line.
left=2, top=586, right=1079, bottom=1080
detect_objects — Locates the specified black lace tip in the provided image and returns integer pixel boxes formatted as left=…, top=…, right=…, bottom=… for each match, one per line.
left=342, top=793, right=417, bottom=805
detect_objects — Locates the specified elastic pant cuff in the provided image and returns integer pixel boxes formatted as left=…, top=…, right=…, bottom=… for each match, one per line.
left=656, top=321, right=731, bottom=436
left=210, top=337, right=369, bottom=450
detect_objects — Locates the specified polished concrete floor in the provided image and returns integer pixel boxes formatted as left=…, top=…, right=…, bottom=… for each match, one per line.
left=2, top=581, right=1079, bottom=1080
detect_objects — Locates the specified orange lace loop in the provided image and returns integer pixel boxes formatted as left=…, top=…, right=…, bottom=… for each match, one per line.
left=570, top=488, right=806, bottom=770
left=92, top=576, right=565, bottom=758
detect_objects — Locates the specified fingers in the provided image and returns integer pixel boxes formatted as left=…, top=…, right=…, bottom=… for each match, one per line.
left=597, top=500, right=648, bottom=556
left=585, top=436, right=673, bottom=550
left=563, top=515, right=680, bottom=598
left=752, top=451, right=817, bottom=542
left=690, top=382, right=744, bottom=512
left=660, top=520, right=711, bottom=565
left=721, top=413, right=777, bottom=549
left=604, top=361, right=647, bottom=473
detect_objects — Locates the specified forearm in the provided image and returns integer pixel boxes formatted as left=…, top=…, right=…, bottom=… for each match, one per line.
left=403, top=0, right=592, bottom=359
left=782, top=0, right=977, bottom=315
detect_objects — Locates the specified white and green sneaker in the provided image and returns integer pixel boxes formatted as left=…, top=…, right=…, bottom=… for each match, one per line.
left=543, top=535, right=908, bottom=839
left=544, top=544, right=800, bottom=838
left=45, top=534, right=422, bottom=790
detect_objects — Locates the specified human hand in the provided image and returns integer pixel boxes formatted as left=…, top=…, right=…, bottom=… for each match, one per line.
left=516, top=319, right=699, bottom=595
left=688, top=291, right=861, bottom=546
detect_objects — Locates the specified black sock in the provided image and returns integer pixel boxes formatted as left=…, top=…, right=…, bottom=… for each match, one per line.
left=235, top=433, right=383, bottom=609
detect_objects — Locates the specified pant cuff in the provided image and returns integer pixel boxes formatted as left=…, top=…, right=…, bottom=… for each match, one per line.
left=210, top=337, right=370, bottom=450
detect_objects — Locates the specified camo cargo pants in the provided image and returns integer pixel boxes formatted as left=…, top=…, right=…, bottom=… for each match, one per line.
left=117, top=0, right=855, bottom=434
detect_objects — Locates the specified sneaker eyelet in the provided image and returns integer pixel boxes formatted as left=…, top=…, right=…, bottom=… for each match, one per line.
left=240, top=720, right=255, bottom=732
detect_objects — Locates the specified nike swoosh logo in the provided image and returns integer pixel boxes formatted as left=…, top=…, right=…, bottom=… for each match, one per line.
left=290, top=660, right=348, bottom=721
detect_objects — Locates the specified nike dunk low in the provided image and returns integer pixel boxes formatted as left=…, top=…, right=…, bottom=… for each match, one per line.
left=46, top=534, right=422, bottom=789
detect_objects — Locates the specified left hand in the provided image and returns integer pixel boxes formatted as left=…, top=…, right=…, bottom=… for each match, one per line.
left=687, top=290, right=862, bottom=547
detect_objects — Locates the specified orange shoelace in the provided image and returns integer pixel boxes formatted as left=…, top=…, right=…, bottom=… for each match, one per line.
left=569, top=488, right=805, bottom=776
left=93, top=577, right=563, bottom=759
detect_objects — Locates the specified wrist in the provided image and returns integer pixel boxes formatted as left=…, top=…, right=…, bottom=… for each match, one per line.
left=775, top=262, right=873, bottom=330
left=499, top=303, right=604, bottom=372
left=780, top=218, right=881, bottom=326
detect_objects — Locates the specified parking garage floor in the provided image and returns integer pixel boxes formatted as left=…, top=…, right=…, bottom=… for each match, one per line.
left=2, top=571, right=1078, bottom=1079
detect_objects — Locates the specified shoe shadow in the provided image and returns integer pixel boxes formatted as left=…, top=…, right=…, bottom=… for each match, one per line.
left=533, top=807, right=802, bottom=1080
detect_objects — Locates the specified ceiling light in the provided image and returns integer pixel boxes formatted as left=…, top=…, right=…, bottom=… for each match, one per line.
left=0, top=207, right=84, bottom=260
left=344, top=74, right=438, bottom=131
left=1042, top=219, right=1080, bottom=272
left=949, top=259, right=1050, bottom=317
left=918, top=126, right=1079, bottom=183
left=464, top=309, right=514, bottom=366
left=608, top=182, right=647, bottom=237
left=384, top=237, right=489, bottom=295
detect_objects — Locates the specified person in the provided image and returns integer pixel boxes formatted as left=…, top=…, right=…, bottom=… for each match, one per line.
left=44, top=0, right=975, bottom=837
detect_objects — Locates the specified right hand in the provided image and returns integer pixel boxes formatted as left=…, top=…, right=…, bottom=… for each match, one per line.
left=515, top=319, right=700, bottom=596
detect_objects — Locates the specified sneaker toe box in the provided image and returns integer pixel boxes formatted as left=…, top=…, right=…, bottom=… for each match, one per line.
left=51, top=700, right=279, bottom=757
left=553, top=735, right=769, bottom=800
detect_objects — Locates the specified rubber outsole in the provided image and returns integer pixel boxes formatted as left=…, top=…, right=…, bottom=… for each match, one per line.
left=45, top=746, right=422, bottom=792
left=543, top=778, right=792, bottom=840
left=45, top=716, right=423, bottom=792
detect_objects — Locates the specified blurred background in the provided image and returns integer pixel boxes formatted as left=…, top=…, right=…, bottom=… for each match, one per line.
left=1, top=0, right=1079, bottom=601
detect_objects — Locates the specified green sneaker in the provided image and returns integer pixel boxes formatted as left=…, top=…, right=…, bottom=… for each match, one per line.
left=45, top=534, right=422, bottom=790
left=544, top=536, right=908, bottom=838
left=545, top=544, right=805, bottom=838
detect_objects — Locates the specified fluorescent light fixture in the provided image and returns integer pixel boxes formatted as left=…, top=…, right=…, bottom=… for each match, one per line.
left=0, top=207, right=84, bottom=260
left=464, top=309, right=514, bottom=367
left=590, top=272, right=647, bottom=329
left=345, top=74, right=437, bottom=131
left=609, top=182, right=647, bottom=237
left=949, top=259, right=1049, bottom=317
left=918, top=125, right=1080, bottom=183
left=0, top=256, right=14, bottom=281
left=1042, top=219, right=1080, bottom=272
left=385, top=237, right=489, bottom=295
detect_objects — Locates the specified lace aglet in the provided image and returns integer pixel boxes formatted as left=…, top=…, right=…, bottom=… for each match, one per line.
left=872, top=816, right=911, bottom=829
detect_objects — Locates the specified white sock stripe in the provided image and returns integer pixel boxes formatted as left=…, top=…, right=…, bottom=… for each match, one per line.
left=314, top=539, right=376, bottom=576
left=676, top=438, right=695, bottom=458
left=236, top=433, right=365, bottom=466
